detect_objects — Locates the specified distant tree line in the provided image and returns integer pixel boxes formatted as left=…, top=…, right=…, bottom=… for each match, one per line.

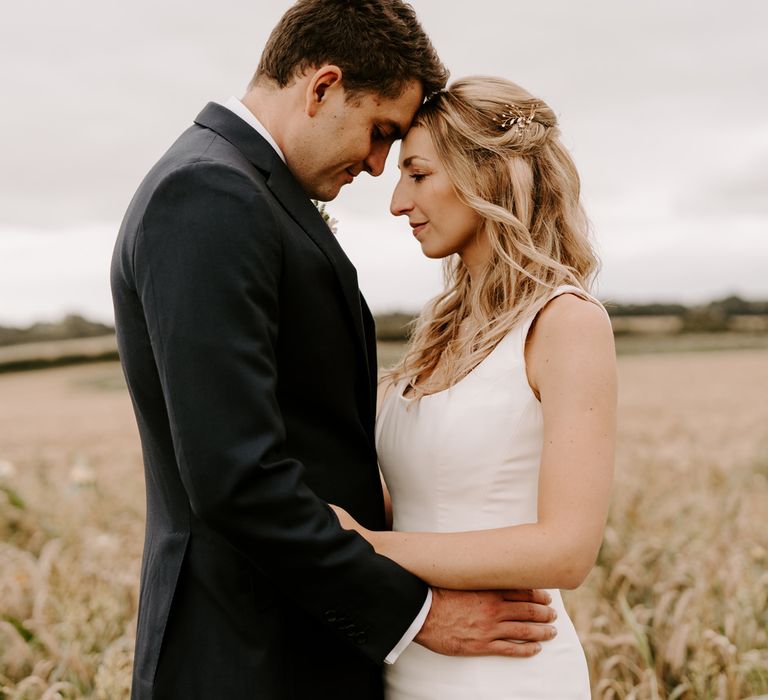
left=0, top=315, right=114, bottom=347
left=375, top=295, right=768, bottom=340
left=605, top=295, right=768, bottom=317
left=1, top=296, right=767, bottom=346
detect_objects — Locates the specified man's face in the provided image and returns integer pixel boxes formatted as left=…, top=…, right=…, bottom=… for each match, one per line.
left=288, top=80, right=424, bottom=201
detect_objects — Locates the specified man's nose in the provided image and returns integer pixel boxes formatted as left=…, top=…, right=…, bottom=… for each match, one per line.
left=364, top=142, right=391, bottom=178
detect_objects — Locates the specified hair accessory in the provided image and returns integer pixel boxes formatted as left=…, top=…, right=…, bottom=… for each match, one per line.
left=494, top=103, right=537, bottom=134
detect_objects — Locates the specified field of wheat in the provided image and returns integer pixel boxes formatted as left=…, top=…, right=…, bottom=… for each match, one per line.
left=1, top=350, right=767, bottom=699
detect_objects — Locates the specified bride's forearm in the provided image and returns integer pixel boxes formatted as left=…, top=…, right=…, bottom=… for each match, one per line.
left=330, top=506, right=603, bottom=590
left=367, top=523, right=600, bottom=591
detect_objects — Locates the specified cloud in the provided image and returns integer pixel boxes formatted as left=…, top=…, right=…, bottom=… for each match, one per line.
left=2, top=0, right=767, bottom=320
left=0, top=225, right=116, bottom=324
left=678, top=152, right=768, bottom=217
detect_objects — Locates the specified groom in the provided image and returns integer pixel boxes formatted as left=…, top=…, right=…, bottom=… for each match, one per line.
left=112, top=1, right=556, bottom=698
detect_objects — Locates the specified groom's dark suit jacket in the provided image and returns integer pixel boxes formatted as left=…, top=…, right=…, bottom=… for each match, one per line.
left=111, top=103, right=428, bottom=700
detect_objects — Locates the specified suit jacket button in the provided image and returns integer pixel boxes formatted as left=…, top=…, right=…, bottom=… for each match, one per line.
left=354, top=632, right=368, bottom=645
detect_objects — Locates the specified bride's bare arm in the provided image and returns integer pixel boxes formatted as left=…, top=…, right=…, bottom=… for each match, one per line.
left=379, top=470, right=393, bottom=530
left=334, top=295, right=616, bottom=590
left=377, top=376, right=396, bottom=530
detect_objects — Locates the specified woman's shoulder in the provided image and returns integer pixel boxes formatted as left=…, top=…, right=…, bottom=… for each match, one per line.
left=524, top=290, right=615, bottom=398
left=532, top=291, right=613, bottom=347
left=543, top=287, right=608, bottom=320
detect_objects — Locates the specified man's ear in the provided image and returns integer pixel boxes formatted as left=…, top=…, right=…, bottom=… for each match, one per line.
left=305, top=65, right=343, bottom=117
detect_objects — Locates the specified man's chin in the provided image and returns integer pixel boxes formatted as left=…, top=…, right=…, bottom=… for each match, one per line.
left=311, top=185, right=343, bottom=202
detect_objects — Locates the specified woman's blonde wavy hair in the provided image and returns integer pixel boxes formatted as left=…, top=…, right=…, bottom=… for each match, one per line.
left=387, top=76, right=599, bottom=398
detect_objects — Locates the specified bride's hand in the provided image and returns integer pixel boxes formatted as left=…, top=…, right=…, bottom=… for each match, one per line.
left=330, top=504, right=369, bottom=536
left=330, top=505, right=386, bottom=553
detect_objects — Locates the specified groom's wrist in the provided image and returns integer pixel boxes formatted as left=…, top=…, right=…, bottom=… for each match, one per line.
left=384, top=588, right=432, bottom=664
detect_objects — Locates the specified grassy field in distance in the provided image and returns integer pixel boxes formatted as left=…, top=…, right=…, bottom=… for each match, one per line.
left=1, top=349, right=767, bottom=698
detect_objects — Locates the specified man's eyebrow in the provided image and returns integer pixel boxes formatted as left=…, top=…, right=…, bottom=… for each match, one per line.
left=383, top=120, right=405, bottom=140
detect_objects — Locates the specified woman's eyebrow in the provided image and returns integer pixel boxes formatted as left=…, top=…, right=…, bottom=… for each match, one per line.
left=401, top=155, right=430, bottom=169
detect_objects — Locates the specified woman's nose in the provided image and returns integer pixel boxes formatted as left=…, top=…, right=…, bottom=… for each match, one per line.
left=390, top=181, right=412, bottom=217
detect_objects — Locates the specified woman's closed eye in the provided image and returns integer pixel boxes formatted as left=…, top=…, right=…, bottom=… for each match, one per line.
left=410, top=172, right=429, bottom=182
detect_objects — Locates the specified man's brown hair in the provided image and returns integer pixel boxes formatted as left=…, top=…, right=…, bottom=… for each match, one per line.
left=253, top=0, right=448, bottom=99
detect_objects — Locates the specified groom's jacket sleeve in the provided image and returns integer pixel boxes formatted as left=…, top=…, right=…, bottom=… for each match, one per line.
left=131, top=159, right=427, bottom=663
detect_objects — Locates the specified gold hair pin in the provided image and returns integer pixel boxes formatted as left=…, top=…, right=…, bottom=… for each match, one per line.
left=494, top=103, right=537, bottom=134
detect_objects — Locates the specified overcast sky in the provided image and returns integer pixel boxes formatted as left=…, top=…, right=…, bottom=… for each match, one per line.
left=1, top=0, right=766, bottom=324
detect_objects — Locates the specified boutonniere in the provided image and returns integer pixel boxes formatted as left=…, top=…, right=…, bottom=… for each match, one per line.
left=312, top=200, right=339, bottom=235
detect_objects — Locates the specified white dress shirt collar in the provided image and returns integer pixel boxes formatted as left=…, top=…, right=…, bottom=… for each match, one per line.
left=221, top=96, right=286, bottom=164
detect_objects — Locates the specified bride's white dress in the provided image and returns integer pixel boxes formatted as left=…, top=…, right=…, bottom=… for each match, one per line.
left=376, top=285, right=599, bottom=699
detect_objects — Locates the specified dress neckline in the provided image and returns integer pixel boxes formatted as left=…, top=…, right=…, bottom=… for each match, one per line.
left=396, top=285, right=599, bottom=404
left=398, top=327, right=516, bottom=403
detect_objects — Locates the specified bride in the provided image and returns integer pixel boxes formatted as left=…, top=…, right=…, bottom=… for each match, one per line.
left=333, top=76, right=617, bottom=699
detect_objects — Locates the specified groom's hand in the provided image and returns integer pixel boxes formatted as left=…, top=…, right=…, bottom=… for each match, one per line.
left=415, top=588, right=557, bottom=657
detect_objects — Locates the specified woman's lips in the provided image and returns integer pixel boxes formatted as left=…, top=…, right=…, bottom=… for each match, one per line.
left=411, top=222, right=428, bottom=237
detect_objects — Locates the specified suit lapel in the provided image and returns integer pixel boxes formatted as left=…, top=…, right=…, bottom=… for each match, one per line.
left=193, top=102, right=373, bottom=395
left=360, top=294, right=379, bottom=419
left=264, top=165, right=370, bottom=371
